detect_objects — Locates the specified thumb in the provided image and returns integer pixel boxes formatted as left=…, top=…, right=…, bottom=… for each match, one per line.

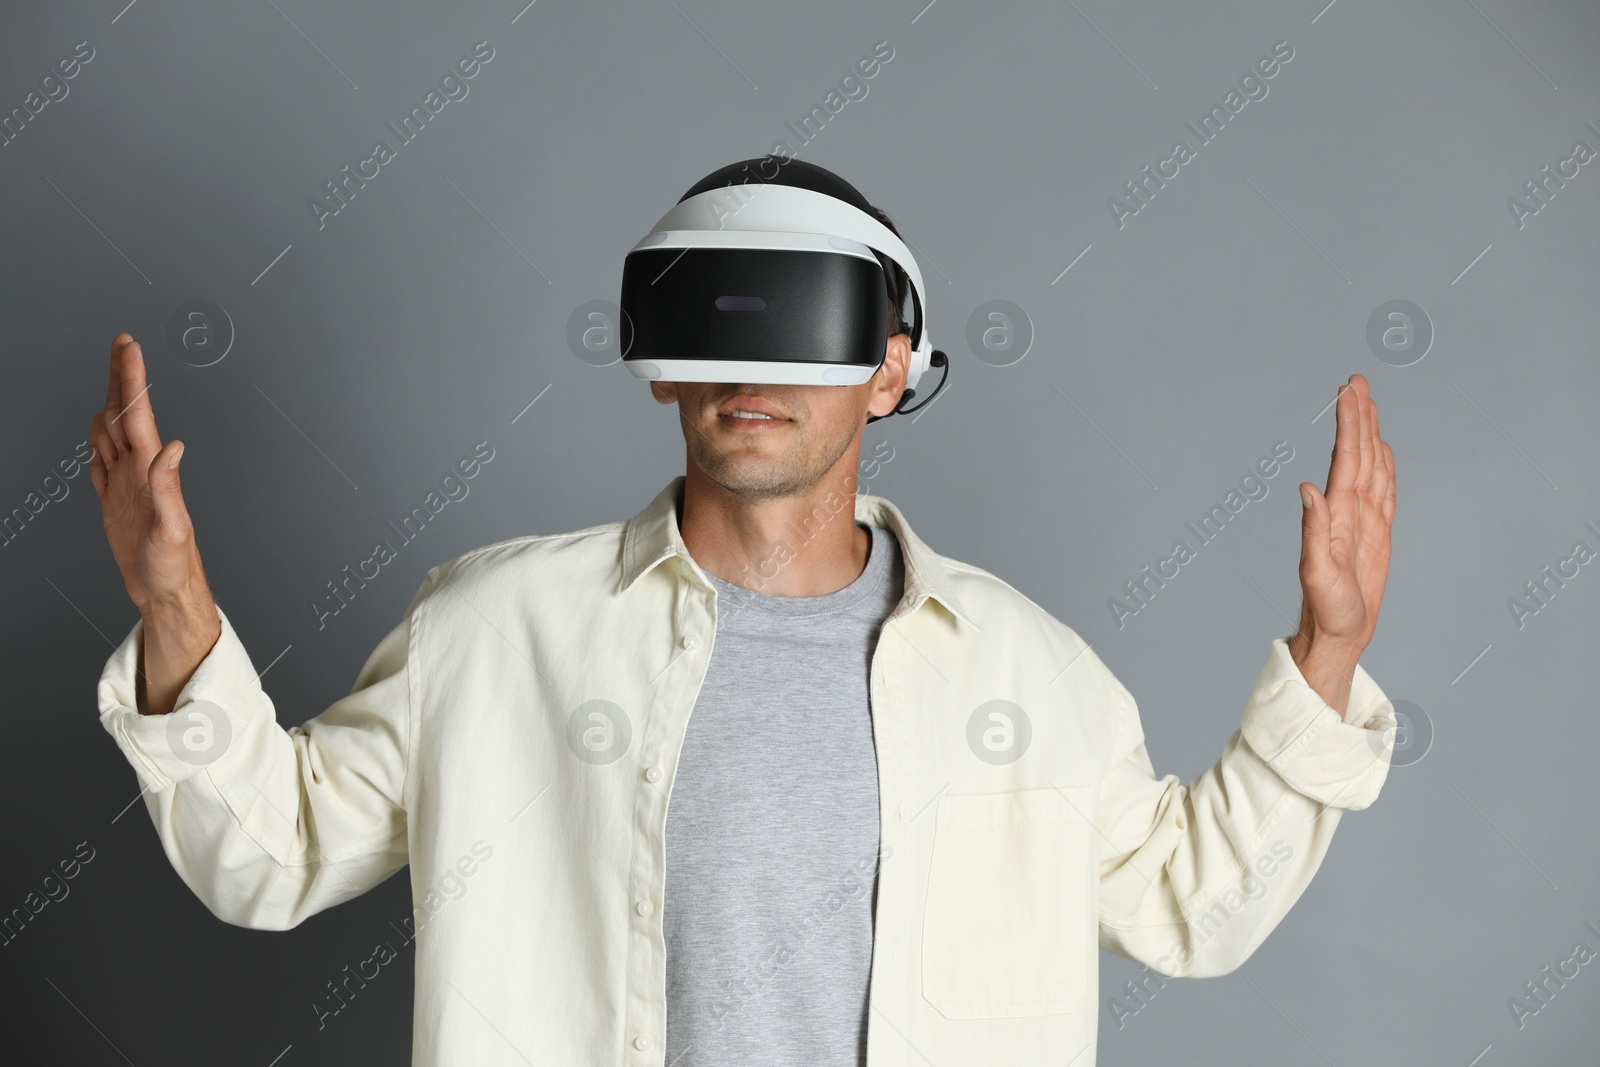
left=1299, top=481, right=1329, bottom=571
left=149, top=439, right=190, bottom=529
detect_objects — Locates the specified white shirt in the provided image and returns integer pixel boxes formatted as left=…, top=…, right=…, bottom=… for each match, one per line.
left=96, top=475, right=1397, bottom=1066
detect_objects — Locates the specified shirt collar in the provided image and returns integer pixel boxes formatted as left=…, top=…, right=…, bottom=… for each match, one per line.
left=619, top=475, right=977, bottom=631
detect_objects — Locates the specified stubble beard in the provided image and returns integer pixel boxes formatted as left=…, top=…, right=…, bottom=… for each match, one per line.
left=685, top=410, right=855, bottom=504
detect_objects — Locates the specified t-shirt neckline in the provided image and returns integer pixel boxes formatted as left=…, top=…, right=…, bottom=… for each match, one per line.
left=703, top=522, right=895, bottom=619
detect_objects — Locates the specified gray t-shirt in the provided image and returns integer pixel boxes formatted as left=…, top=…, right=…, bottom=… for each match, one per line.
left=664, top=521, right=903, bottom=1067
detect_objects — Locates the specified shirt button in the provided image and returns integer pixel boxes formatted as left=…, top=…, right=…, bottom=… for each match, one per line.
left=634, top=1035, right=652, bottom=1051
left=636, top=899, right=653, bottom=916
left=644, top=767, right=661, bottom=783
left=681, top=634, right=699, bottom=650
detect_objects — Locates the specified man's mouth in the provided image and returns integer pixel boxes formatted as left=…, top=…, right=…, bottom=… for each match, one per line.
left=716, top=395, right=793, bottom=425
left=718, top=409, right=793, bottom=430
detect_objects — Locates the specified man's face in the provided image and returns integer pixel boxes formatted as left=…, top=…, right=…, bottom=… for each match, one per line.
left=650, top=334, right=911, bottom=502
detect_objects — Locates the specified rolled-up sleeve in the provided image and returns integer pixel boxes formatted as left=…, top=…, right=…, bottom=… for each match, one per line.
left=96, top=572, right=435, bottom=931
left=1094, top=636, right=1395, bottom=978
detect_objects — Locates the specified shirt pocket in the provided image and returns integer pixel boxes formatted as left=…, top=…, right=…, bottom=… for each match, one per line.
left=921, top=785, right=1095, bottom=1019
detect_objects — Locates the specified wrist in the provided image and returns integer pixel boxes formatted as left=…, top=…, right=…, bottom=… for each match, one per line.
left=140, top=583, right=217, bottom=632
left=1286, top=628, right=1364, bottom=721
left=1288, top=632, right=1362, bottom=675
left=1287, top=609, right=1363, bottom=664
left=137, top=586, right=220, bottom=718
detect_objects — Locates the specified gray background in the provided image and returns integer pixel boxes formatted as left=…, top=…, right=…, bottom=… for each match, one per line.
left=2, top=0, right=1597, bottom=1063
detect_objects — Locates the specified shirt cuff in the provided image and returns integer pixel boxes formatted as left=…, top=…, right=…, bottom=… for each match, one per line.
left=1238, top=637, right=1396, bottom=811
left=96, top=603, right=265, bottom=793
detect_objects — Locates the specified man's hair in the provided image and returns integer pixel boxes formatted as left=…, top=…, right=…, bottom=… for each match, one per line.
left=678, top=156, right=913, bottom=340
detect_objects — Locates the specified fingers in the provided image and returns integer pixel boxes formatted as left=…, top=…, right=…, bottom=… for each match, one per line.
left=109, top=340, right=159, bottom=454
left=104, top=333, right=129, bottom=413
left=105, top=334, right=132, bottom=454
left=1355, top=378, right=1397, bottom=528
left=113, top=339, right=160, bottom=454
left=1326, top=376, right=1361, bottom=496
left=1352, top=374, right=1375, bottom=494
left=1364, top=389, right=1387, bottom=505
left=148, top=439, right=189, bottom=534
left=1299, top=480, right=1331, bottom=577
left=89, top=411, right=110, bottom=495
left=1380, top=439, right=1397, bottom=527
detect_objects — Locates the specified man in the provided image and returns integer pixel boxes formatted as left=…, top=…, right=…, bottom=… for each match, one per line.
left=92, top=165, right=1397, bottom=1067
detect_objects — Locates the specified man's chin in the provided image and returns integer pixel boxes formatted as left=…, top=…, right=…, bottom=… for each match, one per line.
left=696, top=457, right=808, bottom=500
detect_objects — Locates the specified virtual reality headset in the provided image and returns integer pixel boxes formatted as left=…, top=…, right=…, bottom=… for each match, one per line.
left=618, top=158, right=949, bottom=421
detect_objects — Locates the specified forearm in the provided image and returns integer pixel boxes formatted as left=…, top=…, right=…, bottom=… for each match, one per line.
left=1097, top=634, right=1396, bottom=977
left=1098, top=733, right=1347, bottom=978
left=100, top=600, right=414, bottom=930
left=138, top=585, right=221, bottom=717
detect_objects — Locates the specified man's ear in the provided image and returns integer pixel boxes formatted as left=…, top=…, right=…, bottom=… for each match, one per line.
left=649, top=381, right=678, bottom=405
left=868, top=333, right=912, bottom=418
